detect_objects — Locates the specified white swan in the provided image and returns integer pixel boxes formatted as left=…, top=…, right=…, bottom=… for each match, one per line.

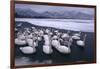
left=49, top=32, right=53, bottom=36
left=61, top=31, right=70, bottom=39
left=54, top=30, right=58, bottom=33
left=76, top=34, right=87, bottom=47
left=43, top=35, right=53, bottom=54
left=43, top=45, right=53, bottom=54
left=61, top=33, right=69, bottom=38
left=39, top=30, right=44, bottom=36
left=33, top=41, right=38, bottom=47
left=20, top=46, right=36, bottom=54
left=73, top=31, right=81, bottom=36
left=15, top=32, right=26, bottom=45
left=19, top=34, right=37, bottom=54
left=17, top=23, right=22, bottom=27
left=76, top=40, right=85, bottom=46
left=72, top=32, right=81, bottom=40
left=57, top=45, right=71, bottom=54
left=15, top=28, right=18, bottom=31
left=37, top=36, right=42, bottom=41
left=52, top=35, right=58, bottom=40
left=26, top=38, right=34, bottom=47
left=25, top=33, right=38, bottom=47
left=43, top=35, right=50, bottom=45
left=72, top=36, right=80, bottom=40
left=51, top=39, right=60, bottom=48
left=56, top=32, right=61, bottom=37
left=15, top=38, right=27, bottom=46
left=51, top=39, right=71, bottom=54
left=45, top=29, right=50, bottom=34
left=31, top=27, right=36, bottom=30
left=27, top=33, right=33, bottom=39
left=18, top=34, right=26, bottom=40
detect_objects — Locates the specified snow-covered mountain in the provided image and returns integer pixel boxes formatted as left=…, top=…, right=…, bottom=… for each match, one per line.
left=15, top=8, right=94, bottom=19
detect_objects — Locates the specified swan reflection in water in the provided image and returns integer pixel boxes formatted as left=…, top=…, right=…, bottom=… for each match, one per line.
left=15, top=56, right=53, bottom=66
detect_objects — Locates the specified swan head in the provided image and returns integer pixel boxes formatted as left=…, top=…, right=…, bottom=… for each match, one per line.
left=37, top=37, right=42, bottom=41
left=45, top=29, right=50, bottom=34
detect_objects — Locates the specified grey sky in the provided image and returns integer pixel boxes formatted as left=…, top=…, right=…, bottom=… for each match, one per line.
left=15, top=4, right=94, bottom=15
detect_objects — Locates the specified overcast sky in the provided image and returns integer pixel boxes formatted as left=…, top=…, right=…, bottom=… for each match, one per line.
left=15, top=4, right=94, bottom=15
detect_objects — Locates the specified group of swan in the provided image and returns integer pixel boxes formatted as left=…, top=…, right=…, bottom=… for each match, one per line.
left=15, top=29, right=37, bottom=54
left=51, top=37, right=71, bottom=54
left=15, top=25, right=87, bottom=55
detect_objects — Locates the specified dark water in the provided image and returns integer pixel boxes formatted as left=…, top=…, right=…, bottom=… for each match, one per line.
left=15, top=32, right=95, bottom=66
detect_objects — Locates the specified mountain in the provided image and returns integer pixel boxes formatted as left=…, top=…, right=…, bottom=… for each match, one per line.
left=15, top=8, right=41, bottom=18
left=15, top=8, right=94, bottom=19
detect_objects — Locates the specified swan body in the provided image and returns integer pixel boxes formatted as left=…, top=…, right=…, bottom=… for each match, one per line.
left=61, top=33, right=69, bottom=38
left=43, top=45, right=53, bottom=54
left=57, top=46, right=71, bottom=54
left=73, top=34, right=80, bottom=37
left=73, top=32, right=81, bottom=37
left=76, top=34, right=87, bottom=47
left=52, top=35, right=58, bottom=40
left=57, top=32, right=61, bottom=36
left=15, top=38, right=26, bottom=46
left=51, top=40, right=60, bottom=47
left=51, top=40, right=71, bottom=54
left=20, top=46, right=36, bottom=54
left=54, top=30, right=58, bottom=33
left=31, top=27, right=35, bottom=30
left=34, top=31, right=38, bottom=34
left=72, top=36, right=80, bottom=40
left=76, top=40, right=85, bottom=46
left=49, top=32, right=53, bottom=36
left=26, top=38, right=34, bottom=47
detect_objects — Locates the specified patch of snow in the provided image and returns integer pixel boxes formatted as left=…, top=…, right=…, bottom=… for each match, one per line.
left=15, top=18, right=94, bottom=32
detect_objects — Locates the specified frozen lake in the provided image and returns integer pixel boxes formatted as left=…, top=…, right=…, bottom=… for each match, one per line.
left=15, top=18, right=94, bottom=32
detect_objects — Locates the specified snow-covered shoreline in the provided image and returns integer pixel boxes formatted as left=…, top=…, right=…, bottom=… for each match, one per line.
left=15, top=18, right=94, bottom=32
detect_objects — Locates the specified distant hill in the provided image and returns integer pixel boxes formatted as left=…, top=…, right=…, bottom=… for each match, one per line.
left=15, top=8, right=94, bottom=19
